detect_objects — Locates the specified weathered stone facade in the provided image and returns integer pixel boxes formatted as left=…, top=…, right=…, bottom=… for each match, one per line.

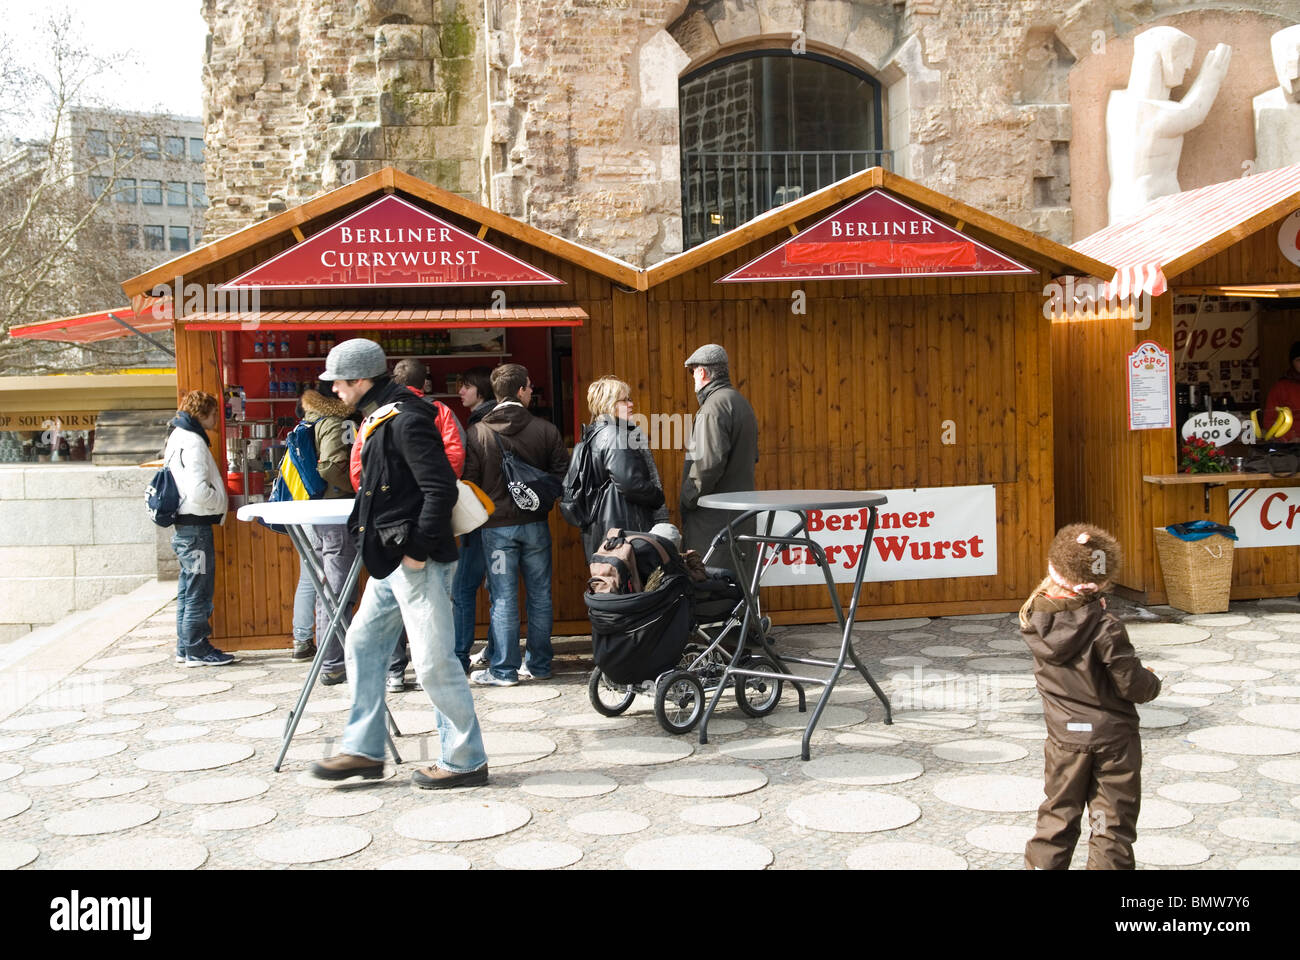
left=203, top=0, right=1300, bottom=260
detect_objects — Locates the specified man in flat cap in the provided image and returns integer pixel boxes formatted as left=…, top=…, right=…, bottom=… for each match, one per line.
left=681, top=344, right=759, bottom=576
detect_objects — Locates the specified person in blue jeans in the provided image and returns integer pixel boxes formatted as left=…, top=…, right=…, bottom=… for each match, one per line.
left=310, top=339, right=487, bottom=788
left=453, top=366, right=497, bottom=673
left=164, top=390, right=235, bottom=667
left=462, top=364, right=569, bottom=686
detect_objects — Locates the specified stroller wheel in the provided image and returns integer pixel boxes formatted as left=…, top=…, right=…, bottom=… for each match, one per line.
left=654, top=670, right=705, bottom=735
left=588, top=667, right=636, bottom=717
left=735, top=655, right=784, bottom=718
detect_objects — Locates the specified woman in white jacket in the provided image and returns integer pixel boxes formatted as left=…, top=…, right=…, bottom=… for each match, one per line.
left=164, top=391, right=234, bottom=666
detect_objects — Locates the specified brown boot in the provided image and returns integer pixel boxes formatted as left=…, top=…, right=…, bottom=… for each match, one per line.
left=310, top=754, right=384, bottom=781
left=411, top=764, right=489, bottom=790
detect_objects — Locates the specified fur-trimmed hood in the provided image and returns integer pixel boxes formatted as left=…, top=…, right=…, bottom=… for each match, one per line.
left=301, top=389, right=351, bottom=420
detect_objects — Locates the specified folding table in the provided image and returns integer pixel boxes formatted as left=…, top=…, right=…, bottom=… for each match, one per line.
left=236, top=499, right=403, bottom=772
left=696, top=490, right=893, bottom=760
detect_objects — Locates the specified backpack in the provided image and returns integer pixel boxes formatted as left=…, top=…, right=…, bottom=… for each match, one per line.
left=588, top=528, right=684, bottom=594
left=269, top=420, right=327, bottom=504
left=560, top=424, right=605, bottom=527
left=145, top=452, right=182, bottom=527
left=489, top=429, right=563, bottom=513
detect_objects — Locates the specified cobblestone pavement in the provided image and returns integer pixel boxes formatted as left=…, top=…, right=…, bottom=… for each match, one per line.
left=1, top=595, right=1299, bottom=870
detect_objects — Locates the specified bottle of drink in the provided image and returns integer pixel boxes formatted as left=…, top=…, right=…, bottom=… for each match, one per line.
left=253, top=333, right=264, bottom=357
left=280, top=333, right=291, bottom=357
left=307, top=333, right=317, bottom=356
left=282, top=368, right=295, bottom=398
left=268, top=367, right=279, bottom=398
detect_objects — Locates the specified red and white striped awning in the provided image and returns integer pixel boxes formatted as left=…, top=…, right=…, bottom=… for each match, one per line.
left=1102, top=261, right=1167, bottom=300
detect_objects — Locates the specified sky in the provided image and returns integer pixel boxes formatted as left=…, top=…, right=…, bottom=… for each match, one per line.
left=3, top=1, right=207, bottom=137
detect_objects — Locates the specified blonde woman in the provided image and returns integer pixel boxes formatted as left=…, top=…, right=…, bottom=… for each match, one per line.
left=570, top=376, right=669, bottom=559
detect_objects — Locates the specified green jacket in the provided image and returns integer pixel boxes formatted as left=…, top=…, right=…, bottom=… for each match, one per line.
left=679, top=374, right=758, bottom=563
left=301, top=389, right=354, bottom=498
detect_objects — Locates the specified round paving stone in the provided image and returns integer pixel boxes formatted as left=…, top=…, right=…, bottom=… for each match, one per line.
left=1229, top=630, right=1283, bottom=643
left=175, top=700, right=276, bottom=722
left=1217, top=818, right=1300, bottom=844
left=834, top=729, right=904, bottom=748
left=1165, top=648, right=1233, bottom=664
left=890, top=632, right=938, bottom=642
left=1259, top=642, right=1300, bottom=654
left=485, top=707, right=548, bottom=724
left=1260, top=686, right=1300, bottom=699
left=58, top=837, right=208, bottom=870
left=966, top=824, right=1036, bottom=854
left=254, top=825, right=371, bottom=864
left=121, top=639, right=168, bottom=649
left=1187, top=614, right=1251, bottom=627
left=1127, top=623, right=1209, bottom=646
left=1192, top=665, right=1274, bottom=682
left=155, top=680, right=233, bottom=698
left=934, top=775, right=1044, bottom=812
left=1157, top=781, right=1242, bottom=804
left=0, top=763, right=21, bottom=783
left=482, top=731, right=556, bottom=768
left=762, top=705, right=864, bottom=730
left=1264, top=612, right=1300, bottom=622
left=949, top=623, right=999, bottom=634
left=234, top=717, right=319, bottom=739
left=787, top=790, right=921, bottom=833
left=1161, top=754, right=1238, bottom=773
left=703, top=718, right=748, bottom=735
left=378, top=854, right=471, bottom=870
left=1135, top=837, right=1211, bottom=866
left=494, top=841, right=583, bottom=870
left=582, top=736, right=692, bottom=766
left=1172, top=681, right=1233, bottom=695
left=163, top=776, right=270, bottom=805
left=881, top=655, right=932, bottom=668
left=211, top=667, right=268, bottom=681
left=194, top=804, right=277, bottom=831
left=44, top=802, right=159, bottom=836
left=482, top=686, right=561, bottom=704
left=989, top=675, right=1038, bottom=690
left=30, top=739, right=127, bottom=765
left=0, top=842, right=38, bottom=869
left=1258, top=658, right=1300, bottom=671
left=551, top=713, right=638, bottom=732
left=567, top=811, right=649, bottom=836
left=36, top=683, right=132, bottom=707
left=1140, top=797, right=1195, bottom=829
left=104, top=699, right=168, bottom=715
left=921, top=646, right=974, bottom=658
left=846, top=842, right=966, bottom=870
left=305, top=794, right=383, bottom=818
left=20, top=767, right=95, bottom=787
left=987, top=638, right=1028, bottom=652
left=383, top=710, right=439, bottom=735
left=1137, top=706, right=1188, bottom=729
left=0, top=735, right=36, bottom=753
left=933, top=739, right=1028, bottom=764
left=948, top=613, right=1009, bottom=621
left=69, top=777, right=149, bottom=799
left=893, top=711, right=976, bottom=731
left=644, top=763, right=768, bottom=797
left=1142, top=660, right=1188, bottom=675
left=0, top=791, right=31, bottom=820
left=1188, top=725, right=1300, bottom=755
left=624, top=834, right=772, bottom=870
left=248, top=682, right=307, bottom=696
left=85, top=652, right=168, bottom=671
left=801, top=752, right=923, bottom=785
left=296, top=767, right=396, bottom=789
left=719, top=737, right=803, bottom=760
left=680, top=802, right=759, bottom=827
left=1000, top=701, right=1045, bottom=714
left=520, top=772, right=619, bottom=799
left=1240, top=704, right=1300, bottom=729
left=393, top=801, right=532, bottom=842
left=855, top=617, right=931, bottom=632
left=1259, top=758, right=1300, bottom=784
left=0, top=711, right=84, bottom=731
left=81, top=719, right=144, bottom=735
left=136, top=742, right=254, bottom=772
left=1237, top=855, right=1300, bottom=869
left=890, top=667, right=964, bottom=684
left=984, top=721, right=1047, bottom=740
left=967, top=658, right=1032, bottom=672
left=284, top=741, right=333, bottom=761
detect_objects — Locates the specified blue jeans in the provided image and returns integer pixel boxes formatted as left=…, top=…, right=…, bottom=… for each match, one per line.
left=481, top=522, right=554, bottom=681
left=452, top=528, right=492, bottom=671
left=339, top=558, right=487, bottom=771
left=171, top=524, right=217, bottom=657
left=292, top=555, right=315, bottom=644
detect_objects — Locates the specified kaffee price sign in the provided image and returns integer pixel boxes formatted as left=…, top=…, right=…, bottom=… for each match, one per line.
left=758, top=485, right=998, bottom=585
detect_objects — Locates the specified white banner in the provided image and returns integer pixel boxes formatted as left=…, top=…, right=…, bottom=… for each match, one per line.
left=1228, top=486, right=1300, bottom=548
left=756, top=485, right=998, bottom=585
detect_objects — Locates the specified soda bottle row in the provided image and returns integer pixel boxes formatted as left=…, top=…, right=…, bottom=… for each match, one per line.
left=267, top=367, right=318, bottom=399
left=251, top=332, right=340, bottom=358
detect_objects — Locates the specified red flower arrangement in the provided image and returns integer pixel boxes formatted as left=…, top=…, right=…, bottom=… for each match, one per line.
left=1179, top=435, right=1229, bottom=474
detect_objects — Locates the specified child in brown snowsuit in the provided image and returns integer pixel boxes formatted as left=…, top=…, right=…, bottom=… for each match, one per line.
left=1019, top=523, right=1161, bottom=870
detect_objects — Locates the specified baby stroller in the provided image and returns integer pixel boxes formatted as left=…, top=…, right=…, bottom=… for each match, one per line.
left=583, top=528, right=785, bottom=734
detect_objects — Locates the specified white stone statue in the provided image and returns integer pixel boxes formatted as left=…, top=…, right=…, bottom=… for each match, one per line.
left=1253, top=25, right=1300, bottom=173
left=1106, top=27, right=1232, bottom=223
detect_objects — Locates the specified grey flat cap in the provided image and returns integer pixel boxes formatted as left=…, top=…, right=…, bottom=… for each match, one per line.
left=684, top=343, right=728, bottom=368
left=319, top=338, right=388, bottom=381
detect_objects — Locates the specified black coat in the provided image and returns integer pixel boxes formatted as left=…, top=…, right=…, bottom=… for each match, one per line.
left=348, top=379, right=458, bottom=578
left=580, top=415, right=668, bottom=559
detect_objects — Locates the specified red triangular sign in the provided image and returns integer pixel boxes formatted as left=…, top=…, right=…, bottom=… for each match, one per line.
left=718, top=189, right=1035, bottom=282
left=221, top=194, right=563, bottom=289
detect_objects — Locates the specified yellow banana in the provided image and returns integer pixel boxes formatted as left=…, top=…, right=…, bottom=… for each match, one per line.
left=1264, top=408, right=1290, bottom=441
left=1251, top=409, right=1263, bottom=442
left=1279, top=407, right=1294, bottom=440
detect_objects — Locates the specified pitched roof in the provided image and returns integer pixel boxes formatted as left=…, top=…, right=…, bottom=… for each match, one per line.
left=1072, top=162, right=1300, bottom=280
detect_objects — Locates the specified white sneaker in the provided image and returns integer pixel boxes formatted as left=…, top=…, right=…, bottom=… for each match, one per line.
left=469, top=647, right=489, bottom=667
left=470, top=669, right=517, bottom=687
left=517, top=664, right=533, bottom=681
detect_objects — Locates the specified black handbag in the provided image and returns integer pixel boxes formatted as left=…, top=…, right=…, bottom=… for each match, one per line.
left=491, top=430, right=563, bottom=512
left=1244, top=444, right=1300, bottom=477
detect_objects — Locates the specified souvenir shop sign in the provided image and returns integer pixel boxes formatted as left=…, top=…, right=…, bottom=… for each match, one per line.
left=1230, top=486, right=1300, bottom=548
left=1127, top=341, right=1174, bottom=431
left=222, top=195, right=564, bottom=289
left=718, top=189, right=1036, bottom=282
left=0, top=411, right=97, bottom=432
left=757, top=485, right=998, bottom=585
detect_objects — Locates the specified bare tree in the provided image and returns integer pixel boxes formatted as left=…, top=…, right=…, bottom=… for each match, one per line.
left=0, top=13, right=173, bottom=374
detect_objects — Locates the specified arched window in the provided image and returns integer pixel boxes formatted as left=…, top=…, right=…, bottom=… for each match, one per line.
left=680, top=50, right=886, bottom=247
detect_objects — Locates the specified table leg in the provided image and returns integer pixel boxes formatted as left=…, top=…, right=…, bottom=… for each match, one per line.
left=698, top=527, right=757, bottom=746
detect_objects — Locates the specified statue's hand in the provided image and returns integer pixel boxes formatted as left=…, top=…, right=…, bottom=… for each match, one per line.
left=1199, top=44, right=1232, bottom=85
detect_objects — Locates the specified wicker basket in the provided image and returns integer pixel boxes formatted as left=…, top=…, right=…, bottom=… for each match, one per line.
left=1153, top=527, right=1235, bottom=614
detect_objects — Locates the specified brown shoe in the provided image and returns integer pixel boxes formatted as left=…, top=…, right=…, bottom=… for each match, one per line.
left=310, top=754, right=385, bottom=781
left=411, top=763, right=489, bottom=790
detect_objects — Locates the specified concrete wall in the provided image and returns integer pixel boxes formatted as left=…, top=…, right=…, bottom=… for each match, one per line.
left=0, top=464, right=175, bottom=644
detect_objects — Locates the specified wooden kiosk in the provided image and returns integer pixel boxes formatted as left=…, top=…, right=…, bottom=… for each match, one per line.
left=1059, top=163, right=1300, bottom=603
left=125, top=165, right=1110, bottom=651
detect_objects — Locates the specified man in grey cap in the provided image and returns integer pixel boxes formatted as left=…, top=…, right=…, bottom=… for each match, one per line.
left=681, top=344, right=759, bottom=576
left=309, top=337, right=488, bottom=789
